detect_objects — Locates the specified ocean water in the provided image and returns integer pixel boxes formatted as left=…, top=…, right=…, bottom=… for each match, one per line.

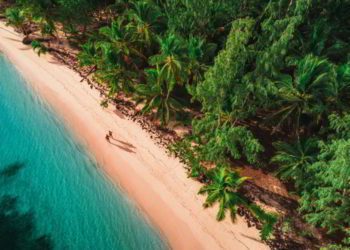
left=0, top=54, right=167, bottom=250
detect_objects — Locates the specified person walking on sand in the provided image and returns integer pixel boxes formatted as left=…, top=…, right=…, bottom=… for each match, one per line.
left=105, top=134, right=110, bottom=142
left=108, top=131, right=113, bottom=138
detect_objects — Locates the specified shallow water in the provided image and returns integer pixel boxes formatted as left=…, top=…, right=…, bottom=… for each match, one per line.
left=0, top=55, right=167, bottom=250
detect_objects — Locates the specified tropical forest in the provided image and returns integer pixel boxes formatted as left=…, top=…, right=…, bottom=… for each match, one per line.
left=0, top=0, right=349, bottom=249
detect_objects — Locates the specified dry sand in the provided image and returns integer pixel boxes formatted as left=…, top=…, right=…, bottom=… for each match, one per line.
left=0, top=23, right=269, bottom=250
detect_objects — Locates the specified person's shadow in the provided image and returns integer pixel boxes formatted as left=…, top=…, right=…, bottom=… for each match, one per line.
left=108, top=137, right=136, bottom=154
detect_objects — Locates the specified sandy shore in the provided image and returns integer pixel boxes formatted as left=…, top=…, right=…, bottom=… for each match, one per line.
left=0, top=23, right=269, bottom=250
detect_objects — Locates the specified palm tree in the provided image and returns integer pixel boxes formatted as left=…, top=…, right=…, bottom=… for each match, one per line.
left=135, top=67, right=182, bottom=126
left=269, top=54, right=336, bottom=136
left=126, top=1, right=164, bottom=47
left=186, top=36, right=207, bottom=84
left=199, top=167, right=277, bottom=240
left=95, top=65, right=137, bottom=95
left=99, top=18, right=147, bottom=65
left=40, top=19, right=57, bottom=39
left=271, top=138, right=319, bottom=189
left=31, top=40, right=47, bottom=56
left=5, top=8, right=27, bottom=35
left=78, top=38, right=137, bottom=94
left=78, top=19, right=145, bottom=94
left=198, top=167, right=249, bottom=221
left=334, top=63, right=350, bottom=111
left=150, top=33, right=187, bottom=86
left=78, top=40, right=98, bottom=67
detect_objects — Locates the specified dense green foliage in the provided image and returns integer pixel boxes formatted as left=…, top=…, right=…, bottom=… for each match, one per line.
left=3, top=0, right=350, bottom=246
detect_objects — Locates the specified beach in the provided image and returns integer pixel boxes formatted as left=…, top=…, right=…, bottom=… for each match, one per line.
left=0, top=23, right=268, bottom=250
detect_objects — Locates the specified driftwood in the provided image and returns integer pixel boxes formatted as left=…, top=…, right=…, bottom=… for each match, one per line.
left=22, top=35, right=53, bottom=45
left=22, top=36, right=32, bottom=45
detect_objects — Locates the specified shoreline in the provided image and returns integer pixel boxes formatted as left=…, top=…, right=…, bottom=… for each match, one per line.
left=0, top=23, right=268, bottom=250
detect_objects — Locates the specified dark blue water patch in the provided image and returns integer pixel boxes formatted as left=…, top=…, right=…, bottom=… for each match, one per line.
left=0, top=193, right=53, bottom=250
left=0, top=55, right=167, bottom=250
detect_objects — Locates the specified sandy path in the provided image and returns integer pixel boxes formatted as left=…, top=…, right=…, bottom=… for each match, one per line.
left=0, top=23, right=269, bottom=250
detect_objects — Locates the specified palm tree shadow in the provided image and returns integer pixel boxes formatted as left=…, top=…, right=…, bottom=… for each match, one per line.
left=0, top=162, right=26, bottom=178
left=19, top=47, right=32, bottom=51
left=48, top=59, right=64, bottom=65
left=0, top=162, right=53, bottom=249
left=240, top=233, right=264, bottom=243
left=113, top=110, right=125, bottom=119
left=3, top=36, right=22, bottom=43
left=0, top=195, right=53, bottom=250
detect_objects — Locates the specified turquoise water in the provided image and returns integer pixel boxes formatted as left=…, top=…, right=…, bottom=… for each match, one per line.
left=0, top=55, right=167, bottom=250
